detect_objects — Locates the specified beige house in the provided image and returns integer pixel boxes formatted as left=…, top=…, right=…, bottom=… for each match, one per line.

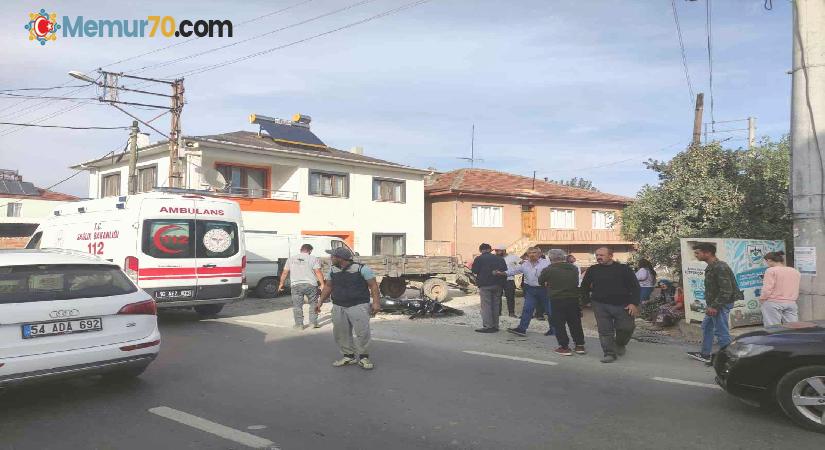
left=425, top=169, right=635, bottom=266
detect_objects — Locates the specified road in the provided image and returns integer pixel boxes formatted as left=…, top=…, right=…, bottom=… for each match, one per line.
left=1, top=295, right=822, bottom=450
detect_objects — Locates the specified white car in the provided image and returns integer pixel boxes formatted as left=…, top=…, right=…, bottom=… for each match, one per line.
left=0, top=249, right=160, bottom=387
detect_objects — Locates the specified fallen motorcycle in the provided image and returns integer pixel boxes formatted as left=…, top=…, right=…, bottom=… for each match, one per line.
left=379, top=296, right=464, bottom=319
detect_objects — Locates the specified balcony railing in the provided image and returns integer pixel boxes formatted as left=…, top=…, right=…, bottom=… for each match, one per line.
left=153, top=187, right=298, bottom=201
left=533, top=228, right=632, bottom=244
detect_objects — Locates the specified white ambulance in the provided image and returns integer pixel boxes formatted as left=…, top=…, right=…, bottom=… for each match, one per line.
left=27, top=191, right=246, bottom=317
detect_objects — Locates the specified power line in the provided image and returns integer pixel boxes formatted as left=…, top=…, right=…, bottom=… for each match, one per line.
left=705, top=0, right=715, bottom=130
left=0, top=85, right=87, bottom=92
left=0, top=103, right=87, bottom=137
left=541, top=142, right=686, bottom=174
left=173, top=0, right=433, bottom=79
left=0, top=121, right=128, bottom=130
left=126, top=0, right=376, bottom=75
left=670, top=0, right=694, bottom=105
left=0, top=92, right=99, bottom=102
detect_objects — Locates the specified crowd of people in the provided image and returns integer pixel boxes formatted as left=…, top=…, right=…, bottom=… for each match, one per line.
left=273, top=240, right=801, bottom=370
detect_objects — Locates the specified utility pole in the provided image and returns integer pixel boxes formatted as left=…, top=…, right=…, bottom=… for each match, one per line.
left=168, top=79, right=184, bottom=188
left=747, top=116, right=756, bottom=149
left=692, top=93, right=704, bottom=146
left=791, top=0, right=825, bottom=320
left=127, top=120, right=139, bottom=195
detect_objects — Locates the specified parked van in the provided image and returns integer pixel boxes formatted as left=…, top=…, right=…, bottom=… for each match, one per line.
left=27, top=192, right=246, bottom=317
left=244, top=231, right=351, bottom=297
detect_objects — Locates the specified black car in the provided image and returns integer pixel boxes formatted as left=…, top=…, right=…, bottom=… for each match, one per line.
left=714, top=321, right=825, bottom=433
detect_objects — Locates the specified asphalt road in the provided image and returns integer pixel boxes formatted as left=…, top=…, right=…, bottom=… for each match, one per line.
left=1, top=297, right=822, bottom=450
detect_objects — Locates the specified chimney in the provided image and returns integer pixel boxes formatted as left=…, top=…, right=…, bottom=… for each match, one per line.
left=351, top=146, right=364, bottom=155
left=137, top=133, right=150, bottom=148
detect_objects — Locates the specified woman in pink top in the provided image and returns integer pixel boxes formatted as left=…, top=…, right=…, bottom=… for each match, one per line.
left=759, top=251, right=801, bottom=326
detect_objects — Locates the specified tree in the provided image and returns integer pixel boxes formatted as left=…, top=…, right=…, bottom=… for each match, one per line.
left=620, top=138, right=791, bottom=272
left=552, top=177, right=598, bottom=191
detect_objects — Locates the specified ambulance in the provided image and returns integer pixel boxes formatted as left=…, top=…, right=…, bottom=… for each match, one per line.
left=26, top=191, right=246, bottom=317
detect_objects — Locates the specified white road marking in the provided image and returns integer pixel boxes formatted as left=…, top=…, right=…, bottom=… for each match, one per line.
left=652, top=377, right=721, bottom=390
left=247, top=425, right=268, bottom=430
left=373, top=337, right=406, bottom=344
left=462, top=351, right=558, bottom=366
left=149, top=406, right=277, bottom=449
left=231, top=320, right=289, bottom=329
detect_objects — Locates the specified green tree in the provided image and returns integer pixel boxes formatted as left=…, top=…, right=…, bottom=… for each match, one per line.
left=620, top=137, right=791, bottom=272
left=552, top=177, right=598, bottom=191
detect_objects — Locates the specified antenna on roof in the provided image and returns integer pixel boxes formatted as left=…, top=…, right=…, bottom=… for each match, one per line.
left=456, top=123, right=484, bottom=167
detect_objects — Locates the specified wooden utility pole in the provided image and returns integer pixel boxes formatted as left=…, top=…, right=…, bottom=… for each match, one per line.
left=127, top=120, right=139, bottom=194
left=168, top=79, right=185, bottom=188
left=692, top=93, right=704, bottom=146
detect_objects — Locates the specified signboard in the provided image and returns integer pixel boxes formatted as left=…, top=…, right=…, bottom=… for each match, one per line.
left=794, top=246, right=817, bottom=275
left=680, top=238, right=786, bottom=328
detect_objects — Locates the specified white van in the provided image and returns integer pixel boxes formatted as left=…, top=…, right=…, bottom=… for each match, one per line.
left=244, top=231, right=352, bottom=297
left=27, top=192, right=246, bottom=317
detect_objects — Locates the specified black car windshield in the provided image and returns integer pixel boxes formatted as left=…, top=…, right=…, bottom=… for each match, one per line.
left=0, top=264, right=137, bottom=304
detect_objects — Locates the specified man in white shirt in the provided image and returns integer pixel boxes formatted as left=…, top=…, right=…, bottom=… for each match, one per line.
left=567, top=254, right=583, bottom=287
left=494, top=247, right=553, bottom=337
left=494, top=244, right=520, bottom=318
left=278, top=244, right=325, bottom=329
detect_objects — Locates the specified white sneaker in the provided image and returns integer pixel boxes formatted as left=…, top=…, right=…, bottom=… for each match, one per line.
left=332, top=356, right=357, bottom=367
left=358, top=357, right=374, bottom=370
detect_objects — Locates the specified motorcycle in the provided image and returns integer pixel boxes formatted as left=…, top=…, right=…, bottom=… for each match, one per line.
left=379, top=296, right=464, bottom=319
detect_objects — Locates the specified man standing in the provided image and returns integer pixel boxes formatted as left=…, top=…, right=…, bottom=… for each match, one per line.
left=471, top=243, right=507, bottom=333
left=496, top=247, right=552, bottom=337
left=317, top=247, right=381, bottom=369
left=580, top=247, right=640, bottom=363
left=539, top=249, right=586, bottom=356
left=278, top=244, right=325, bottom=329
left=687, top=243, right=742, bottom=364
left=567, top=254, right=583, bottom=287
left=495, top=244, right=520, bottom=318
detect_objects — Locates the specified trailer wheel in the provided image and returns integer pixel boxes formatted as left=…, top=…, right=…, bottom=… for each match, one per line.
left=380, top=277, right=407, bottom=299
left=422, top=278, right=449, bottom=302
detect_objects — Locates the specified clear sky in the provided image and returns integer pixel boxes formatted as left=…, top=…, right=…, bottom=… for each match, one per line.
left=0, top=0, right=791, bottom=197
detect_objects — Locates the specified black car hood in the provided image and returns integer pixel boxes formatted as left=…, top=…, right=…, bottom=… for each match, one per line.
left=738, top=320, right=825, bottom=339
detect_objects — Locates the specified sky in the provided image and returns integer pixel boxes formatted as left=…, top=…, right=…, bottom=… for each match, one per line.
left=0, top=0, right=792, bottom=197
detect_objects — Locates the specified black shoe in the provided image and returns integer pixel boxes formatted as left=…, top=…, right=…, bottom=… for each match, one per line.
left=475, top=328, right=497, bottom=333
left=686, top=352, right=711, bottom=364
left=600, top=354, right=617, bottom=363
left=506, top=327, right=527, bottom=337
left=508, top=313, right=518, bottom=318
left=616, top=345, right=627, bottom=356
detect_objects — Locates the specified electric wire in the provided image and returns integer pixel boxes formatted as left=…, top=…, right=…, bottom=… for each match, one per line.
left=671, top=0, right=695, bottom=105
left=0, top=121, right=129, bottom=130
left=705, top=0, right=715, bottom=130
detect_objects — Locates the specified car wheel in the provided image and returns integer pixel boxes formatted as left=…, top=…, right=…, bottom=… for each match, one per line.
left=194, top=304, right=224, bottom=318
left=101, top=364, right=149, bottom=381
left=775, top=365, right=825, bottom=433
left=255, top=277, right=280, bottom=298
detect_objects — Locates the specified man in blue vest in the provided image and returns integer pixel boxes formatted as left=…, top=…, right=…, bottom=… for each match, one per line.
left=317, top=247, right=381, bottom=370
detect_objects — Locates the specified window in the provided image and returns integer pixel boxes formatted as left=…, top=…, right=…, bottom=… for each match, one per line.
left=101, top=173, right=121, bottom=197
left=373, top=233, right=405, bottom=256
left=137, top=165, right=157, bottom=193
left=6, top=202, right=21, bottom=217
left=216, top=164, right=268, bottom=198
left=142, top=219, right=240, bottom=259
left=25, top=232, right=42, bottom=250
left=372, top=178, right=405, bottom=203
left=471, top=205, right=503, bottom=228
left=551, top=209, right=576, bottom=229
left=196, top=220, right=240, bottom=259
left=309, top=171, right=348, bottom=198
left=592, top=210, right=615, bottom=230
left=0, top=264, right=137, bottom=304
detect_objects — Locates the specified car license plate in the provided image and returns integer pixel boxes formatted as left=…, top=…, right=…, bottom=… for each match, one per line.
left=154, top=289, right=194, bottom=300
left=22, top=318, right=103, bottom=339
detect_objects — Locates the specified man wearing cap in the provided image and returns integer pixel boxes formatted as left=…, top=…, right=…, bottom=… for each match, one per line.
left=494, top=244, right=520, bottom=318
left=277, top=243, right=325, bottom=330
left=316, top=247, right=381, bottom=370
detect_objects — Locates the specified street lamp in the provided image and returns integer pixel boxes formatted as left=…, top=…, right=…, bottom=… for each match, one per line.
left=68, top=70, right=98, bottom=84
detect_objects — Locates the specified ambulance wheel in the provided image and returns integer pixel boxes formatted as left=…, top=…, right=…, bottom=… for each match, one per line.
left=380, top=277, right=407, bottom=299
left=255, top=277, right=281, bottom=298
left=194, top=304, right=224, bottom=318
left=422, top=278, right=449, bottom=302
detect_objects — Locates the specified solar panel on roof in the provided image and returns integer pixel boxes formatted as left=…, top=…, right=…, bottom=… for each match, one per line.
left=0, top=180, right=38, bottom=196
left=249, top=113, right=326, bottom=148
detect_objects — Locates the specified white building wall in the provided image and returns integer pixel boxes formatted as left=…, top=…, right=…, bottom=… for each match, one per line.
left=91, top=151, right=170, bottom=197
left=0, top=198, right=73, bottom=221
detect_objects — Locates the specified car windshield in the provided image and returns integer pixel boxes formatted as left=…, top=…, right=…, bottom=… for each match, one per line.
left=0, top=264, right=137, bottom=304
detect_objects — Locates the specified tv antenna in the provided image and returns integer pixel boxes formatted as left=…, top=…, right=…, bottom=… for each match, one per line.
left=457, top=123, right=484, bottom=167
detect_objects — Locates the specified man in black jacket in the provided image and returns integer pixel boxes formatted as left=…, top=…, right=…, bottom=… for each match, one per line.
left=580, top=247, right=640, bottom=363
left=471, top=243, right=507, bottom=333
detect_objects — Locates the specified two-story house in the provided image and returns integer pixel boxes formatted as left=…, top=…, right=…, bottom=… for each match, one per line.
left=425, top=168, right=635, bottom=265
left=71, top=113, right=429, bottom=256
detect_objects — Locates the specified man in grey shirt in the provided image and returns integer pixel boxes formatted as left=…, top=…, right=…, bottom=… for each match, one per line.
left=278, top=244, right=325, bottom=329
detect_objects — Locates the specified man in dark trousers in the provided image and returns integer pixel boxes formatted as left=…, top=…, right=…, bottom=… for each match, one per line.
left=580, top=247, right=640, bottom=363
left=539, top=249, right=586, bottom=356
left=471, top=243, right=507, bottom=333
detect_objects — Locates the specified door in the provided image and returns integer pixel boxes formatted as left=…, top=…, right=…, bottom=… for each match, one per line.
left=521, top=205, right=536, bottom=238
left=194, top=199, right=243, bottom=301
